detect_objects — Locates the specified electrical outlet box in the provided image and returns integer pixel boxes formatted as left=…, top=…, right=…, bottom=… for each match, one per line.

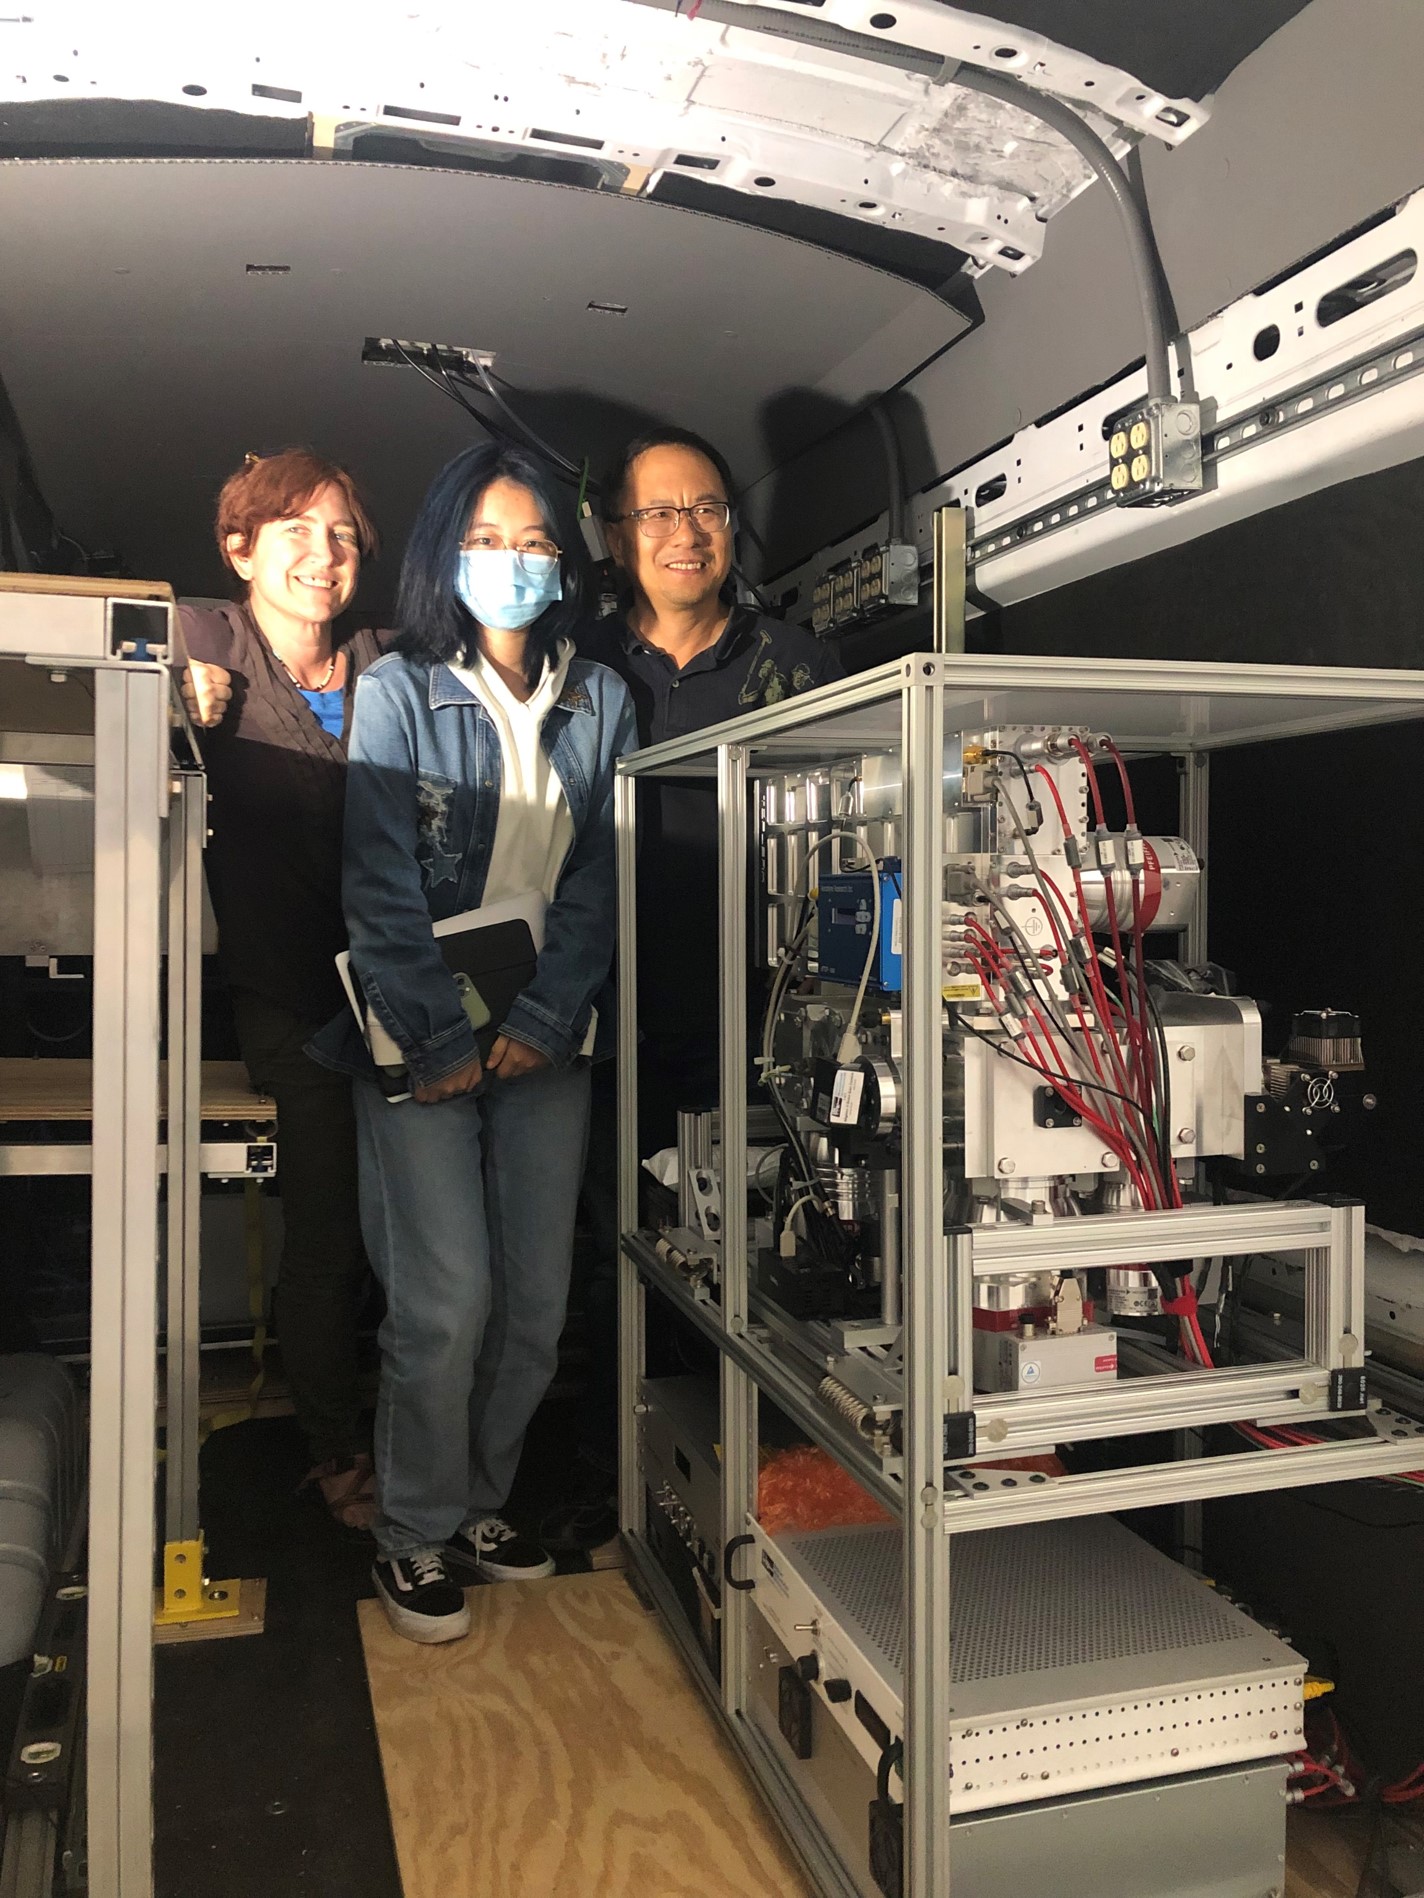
left=1108, top=397, right=1203, bottom=504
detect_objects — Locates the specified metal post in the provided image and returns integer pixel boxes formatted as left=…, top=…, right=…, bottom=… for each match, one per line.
left=1178, top=752, right=1209, bottom=964
left=162, top=774, right=202, bottom=1549
left=155, top=768, right=239, bottom=1629
left=716, top=745, right=753, bottom=1720
left=615, top=767, right=644, bottom=1538
left=902, top=668, right=951, bottom=1898
left=88, top=664, right=165, bottom=1898
left=932, top=506, right=967, bottom=656
left=1310, top=1198, right=1365, bottom=1373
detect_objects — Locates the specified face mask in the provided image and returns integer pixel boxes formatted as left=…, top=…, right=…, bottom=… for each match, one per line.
left=455, top=549, right=562, bottom=631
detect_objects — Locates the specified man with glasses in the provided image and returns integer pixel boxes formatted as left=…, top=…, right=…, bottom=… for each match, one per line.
left=543, top=426, right=841, bottom=1552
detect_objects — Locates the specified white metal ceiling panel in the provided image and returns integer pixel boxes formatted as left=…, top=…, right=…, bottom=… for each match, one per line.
left=0, top=1, right=1211, bottom=277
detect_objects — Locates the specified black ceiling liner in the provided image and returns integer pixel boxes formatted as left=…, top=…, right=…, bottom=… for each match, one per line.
left=652, top=171, right=979, bottom=317
left=947, top=1, right=1315, bottom=103
left=0, top=98, right=306, bottom=161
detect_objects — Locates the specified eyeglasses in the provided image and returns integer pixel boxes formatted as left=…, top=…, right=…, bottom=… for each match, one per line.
left=460, top=536, right=562, bottom=576
left=615, top=502, right=732, bottom=540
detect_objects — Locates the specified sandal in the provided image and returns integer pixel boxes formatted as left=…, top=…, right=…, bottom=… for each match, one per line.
left=301, top=1452, right=378, bottom=1533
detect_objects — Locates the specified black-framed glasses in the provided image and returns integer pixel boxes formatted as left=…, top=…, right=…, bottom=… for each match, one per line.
left=615, top=502, right=732, bottom=540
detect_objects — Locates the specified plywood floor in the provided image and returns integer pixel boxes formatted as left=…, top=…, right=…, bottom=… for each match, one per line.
left=362, top=1568, right=1385, bottom=1898
left=1287, top=1806, right=1376, bottom=1897
left=359, top=1569, right=815, bottom=1898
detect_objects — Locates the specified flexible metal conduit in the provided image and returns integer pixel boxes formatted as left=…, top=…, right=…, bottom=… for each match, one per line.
left=945, top=67, right=1174, bottom=400
left=630, top=1, right=1177, bottom=404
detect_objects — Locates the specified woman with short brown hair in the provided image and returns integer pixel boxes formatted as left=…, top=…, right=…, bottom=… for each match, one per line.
left=182, top=448, right=387, bottom=1530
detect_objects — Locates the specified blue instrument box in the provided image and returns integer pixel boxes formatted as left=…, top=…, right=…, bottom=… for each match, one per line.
left=816, top=859, right=902, bottom=991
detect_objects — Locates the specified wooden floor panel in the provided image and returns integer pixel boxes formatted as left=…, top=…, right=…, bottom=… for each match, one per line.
left=363, top=1569, right=1384, bottom=1898
left=359, top=1569, right=814, bottom=1898
left=1287, top=1806, right=1375, bottom=1897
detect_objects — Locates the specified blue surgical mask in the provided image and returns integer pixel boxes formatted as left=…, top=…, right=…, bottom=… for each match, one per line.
left=455, top=549, right=562, bottom=631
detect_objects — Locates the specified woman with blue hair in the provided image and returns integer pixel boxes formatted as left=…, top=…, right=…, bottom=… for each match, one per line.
left=314, top=441, right=636, bottom=1642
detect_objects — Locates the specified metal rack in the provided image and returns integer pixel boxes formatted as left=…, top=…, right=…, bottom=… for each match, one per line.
left=615, top=648, right=1424, bottom=1898
left=0, top=578, right=259, bottom=1898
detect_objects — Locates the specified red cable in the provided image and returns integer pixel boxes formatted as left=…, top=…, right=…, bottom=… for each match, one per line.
left=1069, top=737, right=1143, bottom=1066
left=1032, top=771, right=1135, bottom=1082
left=1104, top=740, right=1139, bottom=829
left=965, top=931, right=1154, bottom=1199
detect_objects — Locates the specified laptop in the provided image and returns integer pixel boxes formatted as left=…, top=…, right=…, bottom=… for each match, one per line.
left=336, top=892, right=545, bottom=1102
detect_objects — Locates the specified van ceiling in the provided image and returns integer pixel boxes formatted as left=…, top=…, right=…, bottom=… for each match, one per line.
left=0, top=2, right=1312, bottom=601
left=0, top=157, right=970, bottom=598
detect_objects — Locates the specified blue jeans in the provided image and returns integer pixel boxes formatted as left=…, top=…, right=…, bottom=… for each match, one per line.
left=354, top=1062, right=591, bottom=1557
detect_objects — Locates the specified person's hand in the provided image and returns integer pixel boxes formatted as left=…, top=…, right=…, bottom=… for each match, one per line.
left=181, top=660, right=232, bottom=729
left=485, top=1035, right=550, bottom=1082
left=413, top=1054, right=483, bottom=1103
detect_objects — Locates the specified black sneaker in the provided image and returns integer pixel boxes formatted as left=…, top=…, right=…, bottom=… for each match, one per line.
left=445, top=1515, right=555, bottom=1582
left=539, top=1457, right=618, bottom=1553
left=372, top=1551, right=470, bottom=1644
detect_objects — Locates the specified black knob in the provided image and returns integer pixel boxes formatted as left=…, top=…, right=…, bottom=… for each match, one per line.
left=795, top=1651, right=819, bottom=1683
left=824, top=1677, right=852, bottom=1703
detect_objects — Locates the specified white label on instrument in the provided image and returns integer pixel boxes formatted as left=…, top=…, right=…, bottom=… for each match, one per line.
left=830, top=1067, right=865, bottom=1126
left=890, top=895, right=903, bottom=958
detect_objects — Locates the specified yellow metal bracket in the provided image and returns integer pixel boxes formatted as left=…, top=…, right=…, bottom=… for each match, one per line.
left=154, top=1537, right=241, bottom=1628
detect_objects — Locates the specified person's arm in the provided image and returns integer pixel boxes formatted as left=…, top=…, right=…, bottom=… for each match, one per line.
left=181, top=662, right=233, bottom=729
left=499, top=683, right=640, bottom=1067
left=175, top=605, right=234, bottom=729
left=342, top=669, right=482, bottom=1092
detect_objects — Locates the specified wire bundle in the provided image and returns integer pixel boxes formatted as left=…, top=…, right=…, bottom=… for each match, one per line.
left=759, top=829, right=882, bottom=1268
left=391, top=343, right=587, bottom=484
left=1289, top=1708, right=1424, bottom=1809
left=960, top=740, right=1213, bottom=1350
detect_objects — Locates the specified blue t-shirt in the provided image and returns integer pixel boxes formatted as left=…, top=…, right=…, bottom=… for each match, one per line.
left=298, top=686, right=345, bottom=739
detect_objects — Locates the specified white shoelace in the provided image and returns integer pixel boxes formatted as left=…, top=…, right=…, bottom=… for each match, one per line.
left=406, top=1551, right=447, bottom=1589
left=474, top=1516, right=516, bottom=1549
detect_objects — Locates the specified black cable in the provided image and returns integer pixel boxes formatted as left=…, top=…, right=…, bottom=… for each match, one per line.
left=869, top=399, right=906, bottom=543
left=392, top=344, right=515, bottom=448
left=983, top=749, right=1042, bottom=830
left=977, top=786, right=1162, bottom=1179
left=950, top=68, right=1173, bottom=400
left=954, top=1013, right=1148, bottom=1121
left=731, top=559, right=772, bottom=614
left=979, top=819, right=1161, bottom=1184
left=471, top=362, right=584, bottom=479
left=431, top=353, right=520, bottom=447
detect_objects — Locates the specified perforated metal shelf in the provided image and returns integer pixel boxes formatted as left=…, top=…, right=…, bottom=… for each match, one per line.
left=773, top=1516, right=1304, bottom=1812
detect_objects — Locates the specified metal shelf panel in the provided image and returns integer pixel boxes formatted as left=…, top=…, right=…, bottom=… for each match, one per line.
left=624, top=1233, right=903, bottom=1515
left=619, top=652, right=1424, bottom=780
left=942, top=1431, right=1424, bottom=1533
left=0, top=1142, right=273, bottom=1178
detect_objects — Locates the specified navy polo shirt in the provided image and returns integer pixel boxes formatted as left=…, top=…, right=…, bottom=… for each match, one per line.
left=581, top=606, right=843, bottom=1031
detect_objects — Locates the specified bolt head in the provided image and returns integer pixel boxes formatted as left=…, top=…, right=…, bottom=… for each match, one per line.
left=1177, top=1045, right=1196, bottom=1061
left=1177, top=1129, right=1195, bottom=1145
left=997, top=1158, right=1016, bottom=1175
left=1100, top=1152, right=1119, bottom=1169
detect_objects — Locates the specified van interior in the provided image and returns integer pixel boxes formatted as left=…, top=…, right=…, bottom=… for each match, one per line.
left=1, top=4, right=1423, bottom=1896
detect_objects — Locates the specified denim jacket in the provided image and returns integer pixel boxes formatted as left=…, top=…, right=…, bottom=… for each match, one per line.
left=309, top=649, right=637, bottom=1086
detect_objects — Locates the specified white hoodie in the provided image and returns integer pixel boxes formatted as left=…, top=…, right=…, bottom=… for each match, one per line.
left=448, top=638, right=576, bottom=909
